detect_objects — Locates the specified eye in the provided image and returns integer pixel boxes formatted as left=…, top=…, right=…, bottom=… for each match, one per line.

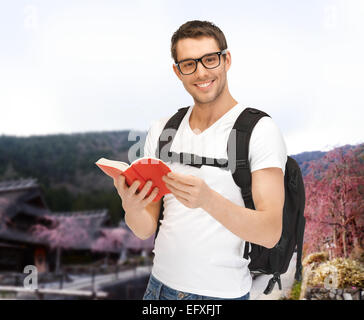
left=204, top=56, right=218, bottom=63
left=181, top=61, right=194, bottom=68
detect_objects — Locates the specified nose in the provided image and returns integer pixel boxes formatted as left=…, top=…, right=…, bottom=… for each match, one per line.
left=194, top=60, right=209, bottom=78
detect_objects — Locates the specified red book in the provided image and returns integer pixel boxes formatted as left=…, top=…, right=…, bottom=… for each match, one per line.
left=95, top=157, right=171, bottom=202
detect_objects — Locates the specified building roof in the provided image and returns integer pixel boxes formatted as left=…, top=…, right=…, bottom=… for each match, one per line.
left=0, top=228, right=49, bottom=245
left=0, top=179, right=138, bottom=253
left=51, top=209, right=108, bottom=220
left=0, top=178, right=39, bottom=193
left=50, top=209, right=109, bottom=230
left=0, top=178, right=49, bottom=223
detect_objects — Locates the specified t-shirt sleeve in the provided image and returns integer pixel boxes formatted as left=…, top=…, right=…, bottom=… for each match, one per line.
left=143, top=117, right=170, bottom=158
left=248, top=116, right=288, bottom=174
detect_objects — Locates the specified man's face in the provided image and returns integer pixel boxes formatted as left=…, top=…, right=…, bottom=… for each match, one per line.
left=173, top=37, right=231, bottom=105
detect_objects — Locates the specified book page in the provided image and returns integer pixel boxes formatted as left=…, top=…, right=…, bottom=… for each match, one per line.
left=96, top=158, right=130, bottom=171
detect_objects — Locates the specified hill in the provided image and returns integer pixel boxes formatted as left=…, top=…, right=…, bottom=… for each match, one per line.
left=0, top=131, right=360, bottom=225
left=0, top=130, right=146, bottom=225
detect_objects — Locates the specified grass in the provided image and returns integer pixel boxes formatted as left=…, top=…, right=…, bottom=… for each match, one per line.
left=279, top=280, right=302, bottom=300
left=289, top=280, right=302, bottom=300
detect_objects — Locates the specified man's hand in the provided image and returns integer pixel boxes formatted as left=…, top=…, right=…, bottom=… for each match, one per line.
left=162, top=172, right=212, bottom=209
left=113, top=175, right=159, bottom=214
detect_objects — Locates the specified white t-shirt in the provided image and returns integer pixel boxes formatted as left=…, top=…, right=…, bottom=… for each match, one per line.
left=143, top=103, right=287, bottom=298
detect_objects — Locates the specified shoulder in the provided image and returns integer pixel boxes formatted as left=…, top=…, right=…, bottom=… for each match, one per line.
left=148, top=116, right=170, bottom=135
left=144, top=116, right=171, bottom=158
left=147, top=106, right=189, bottom=138
left=144, top=114, right=173, bottom=147
left=250, top=115, right=286, bottom=147
left=146, top=115, right=174, bottom=146
left=249, top=114, right=286, bottom=149
left=253, top=115, right=281, bottom=135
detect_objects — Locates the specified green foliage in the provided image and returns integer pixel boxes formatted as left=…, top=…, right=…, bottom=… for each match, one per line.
left=43, top=186, right=74, bottom=212
left=0, top=131, right=140, bottom=226
left=0, top=131, right=136, bottom=180
left=290, top=280, right=302, bottom=300
left=43, top=186, right=125, bottom=226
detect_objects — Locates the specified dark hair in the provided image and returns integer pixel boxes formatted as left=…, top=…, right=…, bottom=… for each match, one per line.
left=171, top=20, right=228, bottom=63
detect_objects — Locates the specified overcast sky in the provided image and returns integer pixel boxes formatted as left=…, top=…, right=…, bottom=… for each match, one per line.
left=1, top=0, right=363, bottom=155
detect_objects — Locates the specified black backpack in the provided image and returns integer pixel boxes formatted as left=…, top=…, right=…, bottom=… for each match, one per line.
left=153, top=106, right=306, bottom=295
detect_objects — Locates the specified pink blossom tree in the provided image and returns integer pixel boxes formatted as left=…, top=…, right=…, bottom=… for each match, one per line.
left=91, top=227, right=129, bottom=253
left=91, top=227, right=130, bottom=265
left=124, top=233, right=154, bottom=252
left=91, top=226, right=155, bottom=264
left=31, top=215, right=91, bottom=273
left=304, top=144, right=364, bottom=258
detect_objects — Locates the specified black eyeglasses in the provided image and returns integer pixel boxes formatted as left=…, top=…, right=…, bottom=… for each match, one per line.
left=175, top=49, right=227, bottom=75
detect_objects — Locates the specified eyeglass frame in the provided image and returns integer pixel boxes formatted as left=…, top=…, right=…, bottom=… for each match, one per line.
left=175, top=49, right=228, bottom=75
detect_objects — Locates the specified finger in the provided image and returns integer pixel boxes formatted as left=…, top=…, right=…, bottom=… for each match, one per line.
left=114, top=175, right=127, bottom=193
left=137, top=180, right=153, bottom=200
left=128, top=180, right=141, bottom=196
left=167, top=172, right=195, bottom=186
left=167, top=183, right=190, bottom=202
left=164, top=178, right=193, bottom=194
left=174, top=194, right=190, bottom=207
left=165, top=181, right=191, bottom=198
left=142, top=186, right=159, bottom=206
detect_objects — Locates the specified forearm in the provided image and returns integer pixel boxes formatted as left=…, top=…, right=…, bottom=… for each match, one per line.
left=125, top=208, right=157, bottom=240
left=201, top=189, right=282, bottom=248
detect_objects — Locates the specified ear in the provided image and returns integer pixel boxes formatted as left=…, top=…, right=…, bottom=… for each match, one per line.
left=224, top=50, right=232, bottom=72
left=172, top=63, right=183, bottom=81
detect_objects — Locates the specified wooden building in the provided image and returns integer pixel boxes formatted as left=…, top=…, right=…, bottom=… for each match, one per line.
left=0, top=178, right=154, bottom=274
left=0, top=179, right=112, bottom=272
left=0, top=179, right=52, bottom=272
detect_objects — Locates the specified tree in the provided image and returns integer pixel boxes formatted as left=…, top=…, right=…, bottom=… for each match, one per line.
left=304, top=144, right=364, bottom=258
left=31, top=215, right=91, bottom=273
left=91, top=226, right=155, bottom=264
left=91, top=227, right=129, bottom=265
left=91, top=227, right=129, bottom=252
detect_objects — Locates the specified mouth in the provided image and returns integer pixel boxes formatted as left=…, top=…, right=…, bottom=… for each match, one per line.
left=194, top=80, right=215, bottom=90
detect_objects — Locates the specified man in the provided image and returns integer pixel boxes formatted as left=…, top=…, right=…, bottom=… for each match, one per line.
left=114, top=20, right=287, bottom=300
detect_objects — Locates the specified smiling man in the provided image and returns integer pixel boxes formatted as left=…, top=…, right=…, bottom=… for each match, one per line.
left=113, top=20, right=287, bottom=300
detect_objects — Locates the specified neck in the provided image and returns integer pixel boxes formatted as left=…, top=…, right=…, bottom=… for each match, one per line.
left=191, top=86, right=238, bottom=127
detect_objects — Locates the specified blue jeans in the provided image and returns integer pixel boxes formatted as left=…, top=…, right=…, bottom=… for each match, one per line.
left=143, top=274, right=250, bottom=300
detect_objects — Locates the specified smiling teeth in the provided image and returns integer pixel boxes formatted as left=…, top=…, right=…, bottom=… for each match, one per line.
left=197, top=81, right=212, bottom=88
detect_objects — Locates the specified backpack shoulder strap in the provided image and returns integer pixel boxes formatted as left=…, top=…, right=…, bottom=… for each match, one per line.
left=154, top=106, right=190, bottom=245
left=155, top=106, right=190, bottom=159
left=228, top=107, right=270, bottom=206
left=228, top=107, right=270, bottom=259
